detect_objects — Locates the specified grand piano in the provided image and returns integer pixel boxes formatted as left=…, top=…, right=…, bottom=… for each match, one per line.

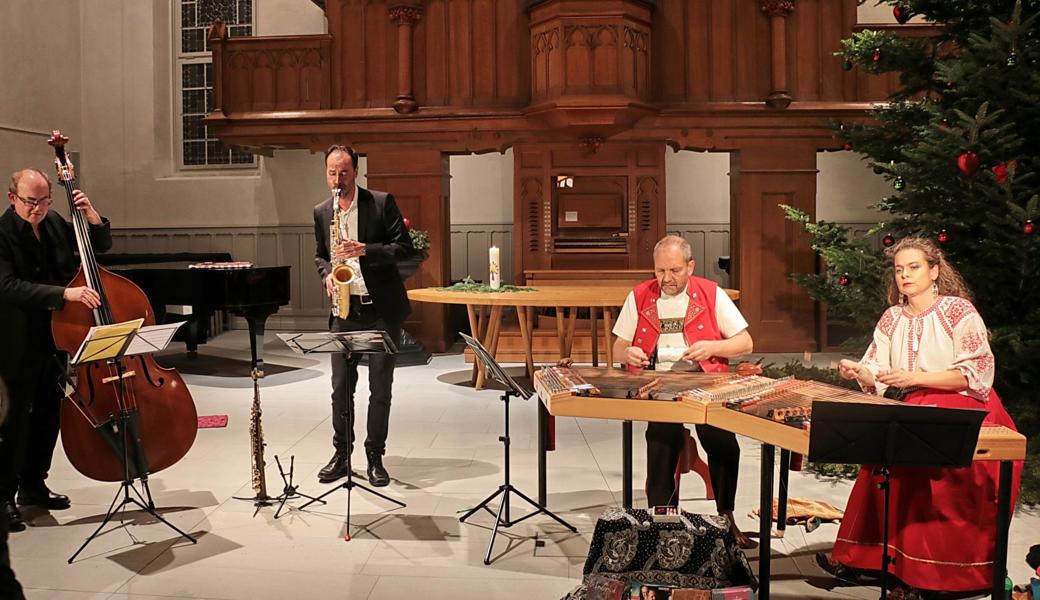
left=98, top=253, right=290, bottom=373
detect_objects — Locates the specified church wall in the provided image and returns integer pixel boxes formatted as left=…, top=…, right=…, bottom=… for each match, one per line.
left=0, top=1, right=82, bottom=195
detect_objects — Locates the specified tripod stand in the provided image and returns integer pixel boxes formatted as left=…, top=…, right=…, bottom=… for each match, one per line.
left=66, top=320, right=198, bottom=563
left=458, top=332, right=577, bottom=565
left=272, top=455, right=323, bottom=519
left=278, top=330, right=406, bottom=538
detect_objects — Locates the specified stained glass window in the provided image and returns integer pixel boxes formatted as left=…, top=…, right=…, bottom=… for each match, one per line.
left=178, top=0, right=256, bottom=168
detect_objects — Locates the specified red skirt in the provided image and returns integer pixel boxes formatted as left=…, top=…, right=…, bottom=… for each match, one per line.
left=830, top=388, right=1022, bottom=592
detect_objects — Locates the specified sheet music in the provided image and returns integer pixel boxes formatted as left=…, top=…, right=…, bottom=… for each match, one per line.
left=277, top=331, right=397, bottom=355
left=124, top=322, right=186, bottom=356
left=70, top=318, right=145, bottom=366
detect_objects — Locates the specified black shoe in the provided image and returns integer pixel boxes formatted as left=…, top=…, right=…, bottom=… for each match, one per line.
left=16, top=483, right=71, bottom=510
left=366, top=451, right=390, bottom=487
left=815, top=551, right=861, bottom=583
left=2, top=501, right=26, bottom=532
left=318, top=452, right=354, bottom=483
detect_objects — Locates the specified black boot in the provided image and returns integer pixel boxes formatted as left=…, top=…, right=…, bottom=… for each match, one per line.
left=366, top=450, right=390, bottom=487
left=317, top=451, right=353, bottom=483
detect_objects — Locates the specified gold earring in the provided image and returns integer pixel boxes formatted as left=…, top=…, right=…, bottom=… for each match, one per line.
left=932, top=282, right=938, bottom=298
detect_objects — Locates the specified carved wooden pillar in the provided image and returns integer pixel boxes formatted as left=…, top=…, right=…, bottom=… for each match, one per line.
left=729, top=144, right=817, bottom=351
left=761, top=0, right=795, bottom=109
left=389, top=4, right=423, bottom=114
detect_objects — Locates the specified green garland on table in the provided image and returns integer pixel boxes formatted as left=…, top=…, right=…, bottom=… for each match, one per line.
left=438, top=276, right=537, bottom=293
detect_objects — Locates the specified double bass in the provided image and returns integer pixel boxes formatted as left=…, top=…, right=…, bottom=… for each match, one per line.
left=48, top=131, right=198, bottom=482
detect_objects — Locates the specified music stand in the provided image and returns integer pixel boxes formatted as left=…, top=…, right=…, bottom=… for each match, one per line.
left=457, top=332, right=577, bottom=565
left=809, top=400, right=986, bottom=600
left=278, top=330, right=405, bottom=538
left=67, top=319, right=198, bottom=563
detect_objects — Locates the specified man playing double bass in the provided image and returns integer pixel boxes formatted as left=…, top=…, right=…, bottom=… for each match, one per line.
left=0, top=168, right=110, bottom=532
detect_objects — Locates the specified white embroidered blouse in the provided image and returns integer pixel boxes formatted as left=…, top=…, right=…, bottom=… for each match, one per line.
left=858, top=296, right=995, bottom=401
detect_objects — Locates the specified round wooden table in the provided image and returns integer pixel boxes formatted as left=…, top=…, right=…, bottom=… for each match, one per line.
left=408, top=285, right=739, bottom=388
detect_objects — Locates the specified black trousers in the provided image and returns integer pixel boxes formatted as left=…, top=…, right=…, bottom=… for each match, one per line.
left=645, top=421, right=740, bottom=512
left=330, top=302, right=402, bottom=457
left=0, top=356, right=64, bottom=502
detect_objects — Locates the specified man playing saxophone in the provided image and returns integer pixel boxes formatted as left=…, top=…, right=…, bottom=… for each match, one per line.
left=312, top=145, right=414, bottom=487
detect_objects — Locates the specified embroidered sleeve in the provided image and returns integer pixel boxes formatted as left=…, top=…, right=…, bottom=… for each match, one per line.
left=950, top=307, right=994, bottom=400
left=858, top=308, right=897, bottom=396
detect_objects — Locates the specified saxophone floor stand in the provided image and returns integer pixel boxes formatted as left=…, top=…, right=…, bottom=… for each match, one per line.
left=272, top=455, right=323, bottom=519
left=69, top=359, right=197, bottom=563
left=457, top=332, right=576, bottom=565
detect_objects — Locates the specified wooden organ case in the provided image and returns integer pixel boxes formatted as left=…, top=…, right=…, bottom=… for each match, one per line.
left=515, top=142, right=665, bottom=273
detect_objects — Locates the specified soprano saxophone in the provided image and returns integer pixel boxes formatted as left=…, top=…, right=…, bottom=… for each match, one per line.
left=329, top=188, right=355, bottom=318
left=248, top=367, right=269, bottom=502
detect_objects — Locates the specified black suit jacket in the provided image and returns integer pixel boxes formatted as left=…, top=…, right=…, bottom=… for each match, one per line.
left=0, top=207, right=112, bottom=382
left=313, top=187, right=413, bottom=323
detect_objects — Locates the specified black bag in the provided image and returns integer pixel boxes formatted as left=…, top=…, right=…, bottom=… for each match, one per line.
left=564, top=508, right=757, bottom=599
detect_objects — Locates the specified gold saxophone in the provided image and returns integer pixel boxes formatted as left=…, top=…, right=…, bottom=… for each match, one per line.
left=329, top=203, right=355, bottom=319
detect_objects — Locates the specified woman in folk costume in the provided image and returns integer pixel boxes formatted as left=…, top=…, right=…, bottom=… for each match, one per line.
left=816, top=236, right=1022, bottom=598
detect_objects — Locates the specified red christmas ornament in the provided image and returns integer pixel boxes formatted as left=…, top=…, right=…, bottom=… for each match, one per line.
left=883, top=234, right=896, bottom=247
left=939, top=119, right=950, bottom=129
left=937, top=229, right=950, bottom=244
left=1025, top=220, right=1035, bottom=235
left=402, top=217, right=411, bottom=229
left=957, top=151, right=980, bottom=177
left=873, top=48, right=882, bottom=63
left=945, top=81, right=956, bottom=90
left=992, top=163, right=1009, bottom=184
left=838, top=273, right=851, bottom=286
left=843, top=142, right=852, bottom=151
left=893, top=6, right=911, bottom=24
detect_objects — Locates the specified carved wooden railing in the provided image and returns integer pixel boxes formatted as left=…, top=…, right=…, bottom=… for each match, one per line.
left=210, top=20, right=332, bottom=115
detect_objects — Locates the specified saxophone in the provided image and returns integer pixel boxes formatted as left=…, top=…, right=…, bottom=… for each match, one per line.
left=249, top=367, right=269, bottom=502
left=329, top=188, right=356, bottom=318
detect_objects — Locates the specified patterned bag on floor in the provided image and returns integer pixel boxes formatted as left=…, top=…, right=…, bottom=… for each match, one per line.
left=562, top=508, right=757, bottom=600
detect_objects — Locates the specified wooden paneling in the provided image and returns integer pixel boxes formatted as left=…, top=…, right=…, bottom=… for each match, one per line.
left=365, top=147, right=452, bottom=352
left=730, top=145, right=818, bottom=352
left=211, top=31, right=333, bottom=114
left=205, top=0, right=941, bottom=352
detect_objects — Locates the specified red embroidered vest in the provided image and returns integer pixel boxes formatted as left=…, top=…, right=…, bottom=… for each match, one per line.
left=628, top=276, right=729, bottom=373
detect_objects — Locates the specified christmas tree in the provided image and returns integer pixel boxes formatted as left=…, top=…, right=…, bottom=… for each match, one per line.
left=784, top=0, right=1040, bottom=502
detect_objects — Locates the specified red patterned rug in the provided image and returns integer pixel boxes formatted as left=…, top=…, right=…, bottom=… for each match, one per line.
left=197, top=415, right=229, bottom=428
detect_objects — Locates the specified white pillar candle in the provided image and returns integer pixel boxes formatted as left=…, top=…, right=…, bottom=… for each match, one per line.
left=489, top=245, right=501, bottom=290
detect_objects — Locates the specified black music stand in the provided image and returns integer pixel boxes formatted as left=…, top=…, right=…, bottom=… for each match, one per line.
left=278, top=331, right=405, bottom=538
left=67, top=319, right=198, bottom=563
left=808, top=400, right=986, bottom=600
left=458, top=332, right=577, bottom=565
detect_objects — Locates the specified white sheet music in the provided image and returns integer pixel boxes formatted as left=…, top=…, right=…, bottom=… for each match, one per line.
left=124, top=322, right=186, bottom=356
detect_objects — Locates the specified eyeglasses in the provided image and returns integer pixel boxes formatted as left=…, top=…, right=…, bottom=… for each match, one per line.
left=12, top=193, right=52, bottom=208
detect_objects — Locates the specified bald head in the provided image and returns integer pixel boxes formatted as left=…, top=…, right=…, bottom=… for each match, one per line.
left=8, top=168, right=51, bottom=196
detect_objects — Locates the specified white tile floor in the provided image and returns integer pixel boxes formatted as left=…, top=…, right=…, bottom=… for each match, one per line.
left=7, top=331, right=1037, bottom=599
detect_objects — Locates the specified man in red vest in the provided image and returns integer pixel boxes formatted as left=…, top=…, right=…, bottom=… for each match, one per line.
left=612, top=235, right=755, bottom=548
